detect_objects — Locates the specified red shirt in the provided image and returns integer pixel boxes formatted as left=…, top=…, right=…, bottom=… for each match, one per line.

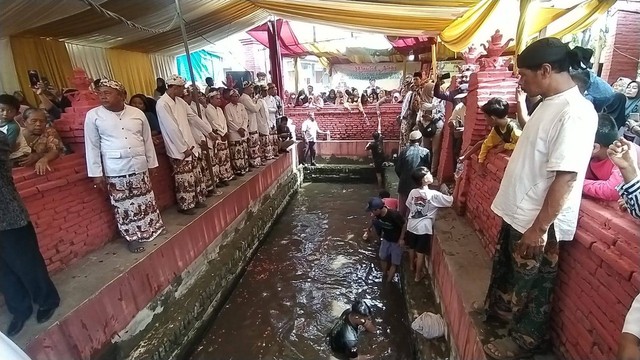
left=383, top=197, right=398, bottom=210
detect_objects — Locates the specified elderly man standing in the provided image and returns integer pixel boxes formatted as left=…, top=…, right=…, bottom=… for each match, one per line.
left=156, top=75, right=210, bottom=215
left=85, top=79, right=165, bottom=253
left=257, top=85, right=274, bottom=162
left=395, top=130, right=431, bottom=217
left=205, top=91, right=235, bottom=185
left=239, top=81, right=263, bottom=168
left=224, top=89, right=250, bottom=176
left=479, top=38, right=597, bottom=360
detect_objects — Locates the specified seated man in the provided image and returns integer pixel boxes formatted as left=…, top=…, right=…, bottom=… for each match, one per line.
left=327, top=300, right=376, bottom=360
left=276, top=116, right=295, bottom=152
left=19, top=108, right=64, bottom=175
left=583, top=114, right=640, bottom=201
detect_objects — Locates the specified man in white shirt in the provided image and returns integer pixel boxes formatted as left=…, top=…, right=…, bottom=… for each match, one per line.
left=224, top=89, right=249, bottom=176
left=257, top=85, right=274, bottom=162
left=301, top=112, right=327, bottom=166
left=85, top=79, right=165, bottom=253
left=205, top=91, right=235, bottom=185
left=156, top=75, right=213, bottom=215
left=185, top=89, right=221, bottom=197
left=267, top=83, right=284, bottom=158
left=239, top=81, right=262, bottom=168
left=480, top=38, right=598, bottom=359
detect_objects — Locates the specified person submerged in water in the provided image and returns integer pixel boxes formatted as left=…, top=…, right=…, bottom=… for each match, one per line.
left=328, top=300, right=377, bottom=359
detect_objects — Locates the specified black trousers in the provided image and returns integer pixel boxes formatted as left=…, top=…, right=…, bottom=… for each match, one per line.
left=303, top=141, right=316, bottom=163
left=0, top=222, right=60, bottom=319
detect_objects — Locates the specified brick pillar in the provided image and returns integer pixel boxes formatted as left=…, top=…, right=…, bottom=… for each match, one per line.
left=239, top=38, right=264, bottom=77
left=601, top=3, right=640, bottom=83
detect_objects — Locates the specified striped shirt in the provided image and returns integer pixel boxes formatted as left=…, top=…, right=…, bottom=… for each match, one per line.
left=617, top=176, right=640, bottom=219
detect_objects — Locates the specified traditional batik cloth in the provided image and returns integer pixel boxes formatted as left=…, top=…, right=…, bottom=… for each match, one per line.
left=248, top=131, right=262, bottom=167
left=194, top=155, right=210, bottom=199
left=106, top=171, right=165, bottom=242
left=259, top=134, right=274, bottom=161
left=230, top=139, right=248, bottom=174
left=271, top=134, right=280, bottom=157
left=169, top=158, right=207, bottom=210
left=199, top=149, right=215, bottom=192
left=215, top=139, right=234, bottom=181
left=484, top=222, right=559, bottom=350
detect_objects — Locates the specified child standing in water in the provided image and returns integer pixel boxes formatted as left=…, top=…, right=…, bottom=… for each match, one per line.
left=400, top=167, right=453, bottom=282
left=365, top=131, right=385, bottom=188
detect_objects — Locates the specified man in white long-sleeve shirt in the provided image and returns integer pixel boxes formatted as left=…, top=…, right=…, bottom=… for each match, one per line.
left=239, top=81, right=263, bottom=167
left=257, top=85, right=274, bottom=162
left=205, top=91, right=234, bottom=184
left=186, top=90, right=220, bottom=197
left=224, top=89, right=249, bottom=175
left=84, top=79, right=165, bottom=253
left=156, top=75, right=212, bottom=215
left=267, top=83, right=283, bottom=158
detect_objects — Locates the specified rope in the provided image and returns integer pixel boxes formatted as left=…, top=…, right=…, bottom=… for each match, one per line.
left=613, top=46, right=640, bottom=63
left=77, top=0, right=178, bottom=34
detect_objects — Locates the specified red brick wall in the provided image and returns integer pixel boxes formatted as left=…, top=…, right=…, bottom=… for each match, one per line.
left=601, top=5, right=640, bottom=83
left=285, top=103, right=401, bottom=141
left=462, top=152, right=640, bottom=360
left=13, top=139, right=175, bottom=274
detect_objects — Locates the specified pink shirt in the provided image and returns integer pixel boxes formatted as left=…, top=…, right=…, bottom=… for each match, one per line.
left=383, top=197, right=398, bottom=210
left=583, top=144, right=640, bottom=201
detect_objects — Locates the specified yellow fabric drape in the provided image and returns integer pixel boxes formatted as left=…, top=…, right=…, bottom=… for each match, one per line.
left=546, top=0, right=616, bottom=40
left=10, top=37, right=74, bottom=107
left=250, top=0, right=476, bottom=36
left=439, top=0, right=500, bottom=52
left=514, top=0, right=532, bottom=70
left=106, top=49, right=155, bottom=97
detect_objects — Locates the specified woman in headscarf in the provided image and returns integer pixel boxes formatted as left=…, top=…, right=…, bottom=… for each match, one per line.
left=295, top=90, right=309, bottom=107
left=153, top=77, right=167, bottom=100
left=326, top=89, right=337, bottom=105
left=615, top=81, right=640, bottom=143
left=130, top=94, right=161, bottom=135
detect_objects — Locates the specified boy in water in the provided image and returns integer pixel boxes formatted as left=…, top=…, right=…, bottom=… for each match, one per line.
left=366, top=197, right=405, bottom=282
left=328, top=300, right=376, bottom=359
left=378, top=190, right=398, bottom=210
left=365, top=131, right=385, bottom=188
left=400, top=167, right=453, bottom=281
left=477, top=97, right=521, bottom=165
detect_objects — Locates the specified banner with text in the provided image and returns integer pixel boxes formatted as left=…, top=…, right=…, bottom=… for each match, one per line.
left=331, top=62, right=421, bottom=92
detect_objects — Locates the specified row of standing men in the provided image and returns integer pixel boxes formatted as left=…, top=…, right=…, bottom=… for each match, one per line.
left=84, top=75, right=285, bottom=253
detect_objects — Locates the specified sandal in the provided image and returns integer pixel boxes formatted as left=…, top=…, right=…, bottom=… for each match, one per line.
left=484, top=337, right=532, bottom=360
left=128, top=240, right=145, bottom=253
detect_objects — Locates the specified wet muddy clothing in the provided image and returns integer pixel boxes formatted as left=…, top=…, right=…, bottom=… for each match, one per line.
left=375, top=209, right=405, bottom=243
left=328, top=310, right=361, bottom=359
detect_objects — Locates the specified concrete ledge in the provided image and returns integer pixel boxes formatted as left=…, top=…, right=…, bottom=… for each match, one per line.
left=302, top=164, right=381, bottom=183
left=431, top=208, right=492, bottom=360
left=15, top=154, right=296, bottom=360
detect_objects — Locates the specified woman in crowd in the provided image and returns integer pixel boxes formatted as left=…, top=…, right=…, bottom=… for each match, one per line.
left=287, top=92, right=297, bottom=107
left=19, top=108, right=64, bottom=175
left=614, top=81, right=640, bottom=143
left=153, top=77, right=167, bottom=100
left=326, top=89, right=337, bottom=105
left=296, top=90, right=309, bottom=106
left=310, top=94, right=324, bottom=109
left=130, top=94, right=161, bottom=135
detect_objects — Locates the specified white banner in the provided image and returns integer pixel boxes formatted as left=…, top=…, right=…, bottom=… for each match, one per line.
left=331, top=62, right=421, bottom=91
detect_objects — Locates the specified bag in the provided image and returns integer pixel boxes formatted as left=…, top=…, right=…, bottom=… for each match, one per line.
left=411, top=312, right=445, bottom=339
left=420, top=120, right=438, bottom=138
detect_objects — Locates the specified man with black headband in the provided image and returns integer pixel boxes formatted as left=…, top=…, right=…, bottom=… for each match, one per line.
left=480, top=38, right=598, bottom=359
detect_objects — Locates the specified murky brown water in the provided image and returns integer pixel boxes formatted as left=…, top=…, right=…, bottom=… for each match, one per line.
left=188, top=183, right=413, bottom=360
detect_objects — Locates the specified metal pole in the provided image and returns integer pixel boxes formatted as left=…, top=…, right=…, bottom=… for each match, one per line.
left=175, top=0, right=202, bottom=118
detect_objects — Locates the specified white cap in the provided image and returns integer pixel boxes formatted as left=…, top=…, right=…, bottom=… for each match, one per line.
left=409, top=130, right=422, bottom=140
left=166, top=74, right=186, bottom=86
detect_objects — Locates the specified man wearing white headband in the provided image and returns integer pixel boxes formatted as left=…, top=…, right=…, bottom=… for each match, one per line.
left=266, top=83, right=283, bottom=158
left=156, top=75, right=216, bottom=215
left=224, top=89, right=249, bottom=175
left=239, top=81, right=263, bottom=167
left=204, top=91, right=234, bottom=185
left=84, top=79, right=165, bottom=253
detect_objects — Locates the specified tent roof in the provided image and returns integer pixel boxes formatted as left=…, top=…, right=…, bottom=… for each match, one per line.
left=1, top=0, right=479, bottom=54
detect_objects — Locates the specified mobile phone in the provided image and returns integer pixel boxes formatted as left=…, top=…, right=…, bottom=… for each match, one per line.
left=28, top=70, right=40, bottom=88
left=440, top=73, right=451, bottom=80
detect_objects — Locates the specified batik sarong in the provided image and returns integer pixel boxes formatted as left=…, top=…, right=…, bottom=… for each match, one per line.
left=484, top=221, right=560, bottom=351
left=248, top=131, right=262, bottom=167
left=169, top=157, right=207, bottom=211
left=106, top=171, right=165, bottom=242
left=271, top=134, right=280, bottom=157
left=216, top=139, right=234, bottom=181
left=260, top=134, right=274, bottom=161
left=230, top=139, right=248, bottom=175
left=199, top=149, right=215, bottom=192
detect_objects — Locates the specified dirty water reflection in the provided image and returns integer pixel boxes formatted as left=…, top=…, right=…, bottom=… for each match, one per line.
left=189, top=183, right=413, bottom=360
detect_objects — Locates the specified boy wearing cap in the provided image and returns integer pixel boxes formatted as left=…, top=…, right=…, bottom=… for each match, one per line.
left=395, top=130, right=431, bottom=217
left=366, top=197, right=406, bottom=283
